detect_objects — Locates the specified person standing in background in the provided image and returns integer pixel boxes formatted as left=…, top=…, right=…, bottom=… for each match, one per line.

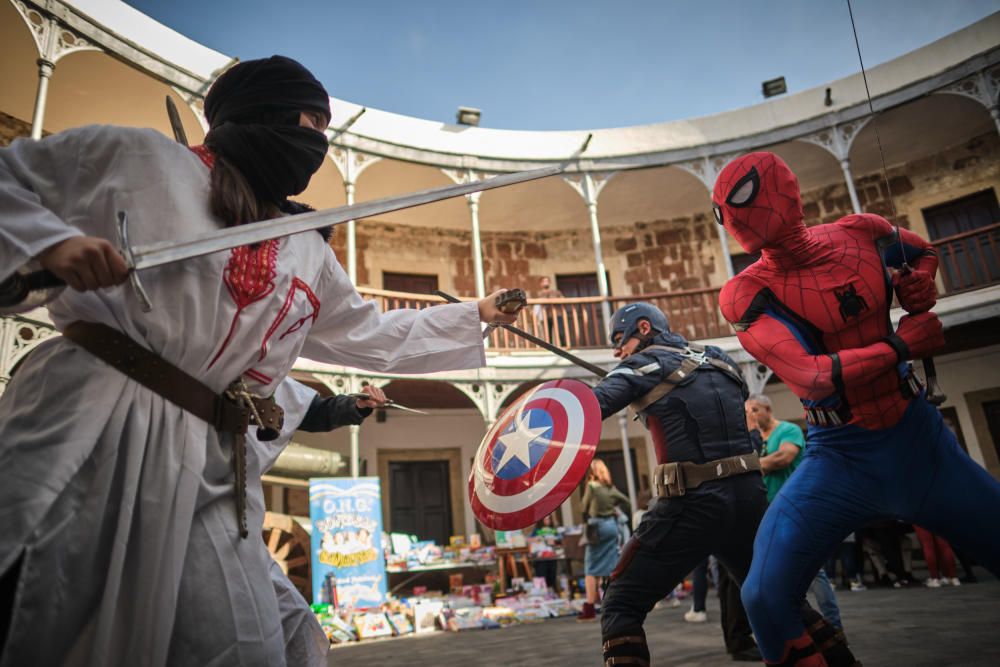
left=578, top=459, right=630, bottom=622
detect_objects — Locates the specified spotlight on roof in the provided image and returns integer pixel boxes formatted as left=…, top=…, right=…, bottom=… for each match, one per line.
left=762, top=77, right=787, bottom=99
left=456, top=106, right=482, bottom=126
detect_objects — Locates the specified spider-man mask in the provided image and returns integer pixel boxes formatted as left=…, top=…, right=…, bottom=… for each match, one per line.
left=711, top=152, right=805, bottom=254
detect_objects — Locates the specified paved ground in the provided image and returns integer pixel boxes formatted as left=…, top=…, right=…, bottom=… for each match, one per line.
left=329, top=576, right=1000, bottom=666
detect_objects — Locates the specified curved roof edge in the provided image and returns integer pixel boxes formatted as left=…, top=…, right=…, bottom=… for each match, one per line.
left=57, top=2, right=999, bottom=166
left=331, top=12, right=1000, bottom=163
left=68, top=0, right=232, bottom=81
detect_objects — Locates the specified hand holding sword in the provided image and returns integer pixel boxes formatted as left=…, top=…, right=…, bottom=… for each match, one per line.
left=344, top=382, right=429, bottom=415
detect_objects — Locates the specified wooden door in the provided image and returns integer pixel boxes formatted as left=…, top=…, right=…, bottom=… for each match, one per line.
left=388, top=460, right=453, bottom=545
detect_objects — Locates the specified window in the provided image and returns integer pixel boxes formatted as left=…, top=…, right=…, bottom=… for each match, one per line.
left=983, top=399, right=1000, bottom=467
left=731, top=251, right=761, bottom=275
left=922, top=190, right=1000, bottom=291
left=382, top=271, right=439, bottom=295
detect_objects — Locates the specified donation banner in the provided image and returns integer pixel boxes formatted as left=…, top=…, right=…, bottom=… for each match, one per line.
left=309, top=477, right=387, bottom=609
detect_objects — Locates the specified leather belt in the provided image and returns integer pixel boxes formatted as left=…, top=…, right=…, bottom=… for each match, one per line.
left=652, top=453, right=761, bottom=498
left=62, top=321, right=284, bottom=538
left=803, top=403, right=852, bottom=428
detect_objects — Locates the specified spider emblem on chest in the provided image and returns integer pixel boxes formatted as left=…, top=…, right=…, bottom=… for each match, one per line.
left=834, top=283, right=869, bottom=321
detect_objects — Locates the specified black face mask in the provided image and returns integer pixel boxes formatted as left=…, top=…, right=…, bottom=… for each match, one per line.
left=206, top=122, right=328, bottom=204
left=203, top=55, right=332, bottom=205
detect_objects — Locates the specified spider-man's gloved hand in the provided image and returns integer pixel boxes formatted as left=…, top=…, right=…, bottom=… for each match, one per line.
left=884, top=311, right=944, bottom=362
left=892, top=269, right=936, bottom=313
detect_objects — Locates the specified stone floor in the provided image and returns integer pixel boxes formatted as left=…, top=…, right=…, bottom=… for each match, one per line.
left=328, top=576, right=1000, bottom=666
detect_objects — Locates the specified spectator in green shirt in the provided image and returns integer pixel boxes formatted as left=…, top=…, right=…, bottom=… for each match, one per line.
left=746, top=394, right=805, bottom=503
left=746, top=394, right=844, bottom=630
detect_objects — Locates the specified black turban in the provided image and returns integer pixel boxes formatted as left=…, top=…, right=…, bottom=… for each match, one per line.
left=204, top=56, right=331, bottom=205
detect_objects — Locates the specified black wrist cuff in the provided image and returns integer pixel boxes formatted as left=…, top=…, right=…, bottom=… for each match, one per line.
left=883, top=334, right=910, bottom=363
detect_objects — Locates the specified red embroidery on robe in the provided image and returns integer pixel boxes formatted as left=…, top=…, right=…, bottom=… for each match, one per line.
left=244, top=368, right=273, bottom=385
left=208, top=240, right=280, bottom=369
left=258, top=278, right=320, bottom=362
left=189, top=144, right=216, bottom=169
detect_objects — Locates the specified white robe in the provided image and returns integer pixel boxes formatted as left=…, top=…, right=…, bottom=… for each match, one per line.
left=0, top=126, right=485, bottom=667
left=258, top=379, right=328, bottom=667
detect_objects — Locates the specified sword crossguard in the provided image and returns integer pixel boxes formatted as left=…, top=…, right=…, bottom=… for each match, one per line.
left=495, top=288, right=527, bottom=315
left=116, top=210, right=152, bottom=312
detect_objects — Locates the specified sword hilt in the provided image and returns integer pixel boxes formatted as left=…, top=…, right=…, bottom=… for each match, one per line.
left=496, top=288, right=527, bottom=314
left=896, top=264, right=946, bottom=406
left=116, top=211, right=152, bottom=312
left=0, top=211, right=150, bottom=314
left=0, top=269, right=64, bottom=309
left=922, top=357, right=946, bottom=406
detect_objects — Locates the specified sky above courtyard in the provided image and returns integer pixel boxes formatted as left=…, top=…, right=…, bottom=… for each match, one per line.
left=124, top=0, right=999, bottom=131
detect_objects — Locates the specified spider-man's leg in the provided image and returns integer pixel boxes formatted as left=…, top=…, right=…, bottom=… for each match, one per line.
left=742, top=448, right=879, bottom=666
left=897, top=398, right=1000, bottom=576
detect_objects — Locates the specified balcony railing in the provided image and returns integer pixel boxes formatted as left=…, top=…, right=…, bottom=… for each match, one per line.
left=357, top=285, right=728, bottom=352
left=931, top=222, right=1000, bottom=294
left=356, top=224, right=1000, bottom=353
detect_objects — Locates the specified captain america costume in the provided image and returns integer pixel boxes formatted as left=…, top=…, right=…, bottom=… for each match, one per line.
left=593, top=305, right=858, bottom=667
left=713, top=151, right=1000, bottom=666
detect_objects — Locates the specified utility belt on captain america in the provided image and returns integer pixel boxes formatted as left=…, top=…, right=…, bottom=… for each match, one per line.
left=803, top=365, right=923, bottom=428
left=652, top=453, right=761, bottom=498
left=61, top=320, right=284, bottom=539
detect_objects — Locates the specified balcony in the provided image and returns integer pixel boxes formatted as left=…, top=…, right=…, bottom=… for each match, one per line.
left=361, top=223, right=1000, bottom=353
left=932, top=222, right=1000, bottom=294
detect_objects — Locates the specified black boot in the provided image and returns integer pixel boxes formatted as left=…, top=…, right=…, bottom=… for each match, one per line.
left=602, top=627, right=650, bottom=666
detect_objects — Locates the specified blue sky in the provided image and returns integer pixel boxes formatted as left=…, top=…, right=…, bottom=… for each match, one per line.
left=125, top=0, right=999, bottom=130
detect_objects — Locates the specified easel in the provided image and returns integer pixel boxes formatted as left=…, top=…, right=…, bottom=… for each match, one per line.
left=496, top=547, right=534, bottom=593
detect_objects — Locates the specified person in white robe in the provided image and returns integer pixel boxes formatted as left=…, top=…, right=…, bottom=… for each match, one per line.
left=256, top=379, right=386, bottom=667
left=0, top=56, right=517, bottom=667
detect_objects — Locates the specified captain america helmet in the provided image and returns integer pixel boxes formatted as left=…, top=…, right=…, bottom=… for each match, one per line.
left=608, top=302, right=669, bottom=349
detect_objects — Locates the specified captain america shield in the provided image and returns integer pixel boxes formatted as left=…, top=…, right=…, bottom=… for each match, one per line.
left=469, top=379, right=602, bottom=530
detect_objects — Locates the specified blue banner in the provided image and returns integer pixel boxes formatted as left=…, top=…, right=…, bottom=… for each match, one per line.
left=309, top=477, right=387, bottom=609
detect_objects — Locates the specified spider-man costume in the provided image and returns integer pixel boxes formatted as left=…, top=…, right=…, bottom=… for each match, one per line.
left=713, top=152, right=1000, bottom=666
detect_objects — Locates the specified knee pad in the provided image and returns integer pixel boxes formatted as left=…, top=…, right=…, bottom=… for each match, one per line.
left=767, top=632, right=827, bottom=667
left=802, top=610, right=859, bottom=667
left=602, top=627, right=650, bottom=667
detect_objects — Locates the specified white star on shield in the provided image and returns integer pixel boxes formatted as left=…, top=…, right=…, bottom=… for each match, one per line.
left=495, top=410, right=550, bottom=474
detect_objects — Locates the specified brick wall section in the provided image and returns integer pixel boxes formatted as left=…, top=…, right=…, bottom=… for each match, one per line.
left=799, top=131, right=1000, bottom=233
left=0, top=111, right=32, bottom=147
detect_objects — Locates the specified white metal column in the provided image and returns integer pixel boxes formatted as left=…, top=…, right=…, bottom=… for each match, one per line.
left=468, top=190, right=486, bottom=298
left=30, top=58, right=55, bottom=140
left=839, top=159, right=862, bottom=214
left=581, top=174, right=613, bottom=325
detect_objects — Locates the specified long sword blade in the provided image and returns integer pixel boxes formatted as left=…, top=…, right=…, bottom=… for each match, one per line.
left=434, top=289, right=609, bottom=378
left=130, top=164, right=565, bottom=271
left=345, top=393, right=429, bottom=415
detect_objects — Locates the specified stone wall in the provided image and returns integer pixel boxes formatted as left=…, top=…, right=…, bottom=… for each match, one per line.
left=799, top=130, right=1000, bottom=235
left=0, top=111, right=31, bottom=146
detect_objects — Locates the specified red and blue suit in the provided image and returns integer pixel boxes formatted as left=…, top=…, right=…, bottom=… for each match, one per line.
left=713, top=152, right=1000, bottom=666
